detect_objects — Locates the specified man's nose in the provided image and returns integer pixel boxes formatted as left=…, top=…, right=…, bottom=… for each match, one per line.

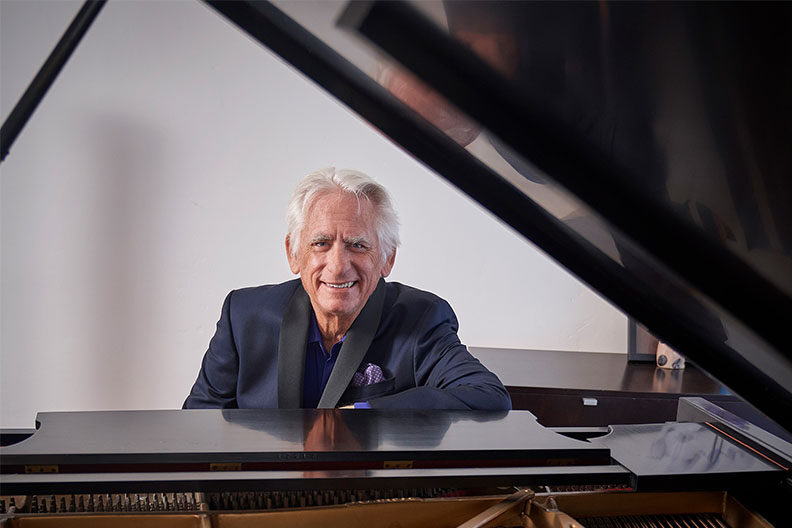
left=326, top=244, right=351, bottom=275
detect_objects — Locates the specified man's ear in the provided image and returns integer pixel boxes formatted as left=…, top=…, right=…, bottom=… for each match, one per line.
left=381, top=249, right=396, bottom=278
left=285, top=235, right=300, bottom=274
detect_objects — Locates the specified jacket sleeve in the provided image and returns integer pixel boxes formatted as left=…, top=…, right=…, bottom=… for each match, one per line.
left=367, top=298, right=512, bottom=410
left=183, top=291, right=240, bottom=409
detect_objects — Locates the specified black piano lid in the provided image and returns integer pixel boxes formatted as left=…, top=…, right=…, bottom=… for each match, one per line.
left=194, top=1, right=792, bottom=433
left=0, top=409, right=608, bottom=468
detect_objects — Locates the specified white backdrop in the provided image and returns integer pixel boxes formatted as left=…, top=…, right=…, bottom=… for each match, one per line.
left=0, top=0, right=626, bottom=428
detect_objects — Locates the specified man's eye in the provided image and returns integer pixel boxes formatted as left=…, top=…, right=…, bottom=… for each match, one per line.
left=312, top=241, right=327, bottom=247
left=350, top=242, right=366, bottom=249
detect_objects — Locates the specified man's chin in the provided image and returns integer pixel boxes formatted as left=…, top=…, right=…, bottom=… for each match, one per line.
left=315, top=297, right=360, bottom=320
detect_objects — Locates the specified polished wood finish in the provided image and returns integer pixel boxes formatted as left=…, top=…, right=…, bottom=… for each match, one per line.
left=471, top=348, right=736, bottom=427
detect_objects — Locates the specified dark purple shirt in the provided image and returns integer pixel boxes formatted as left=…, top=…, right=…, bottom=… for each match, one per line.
left=302, top=314, right=344, bottom=408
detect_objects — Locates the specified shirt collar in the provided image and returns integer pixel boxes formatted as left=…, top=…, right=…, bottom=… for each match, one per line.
left=308, top=312, right=322, bottom=345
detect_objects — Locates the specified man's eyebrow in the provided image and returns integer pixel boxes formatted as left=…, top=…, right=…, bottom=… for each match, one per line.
left=344, top=235, right=370, bottom=245
left=309, top=233, right=333, bottom=243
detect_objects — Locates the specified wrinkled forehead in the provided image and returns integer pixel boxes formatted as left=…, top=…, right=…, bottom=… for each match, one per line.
left=303, top=191, right=378, bottom=237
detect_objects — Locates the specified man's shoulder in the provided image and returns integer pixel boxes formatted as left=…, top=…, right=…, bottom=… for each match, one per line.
left=384, top=281, right=452, bottom=312
left=381, top=281, right=459, bottom=331
left=227, top=279, right=301, bottom=312
left=232, top=279, right=301, bottom=296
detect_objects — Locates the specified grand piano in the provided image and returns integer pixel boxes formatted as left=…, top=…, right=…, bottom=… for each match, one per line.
left=1, top=1, right=791, bottom=527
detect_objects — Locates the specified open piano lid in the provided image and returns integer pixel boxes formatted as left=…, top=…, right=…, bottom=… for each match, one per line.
left=196, top=1, right=792, bottom=434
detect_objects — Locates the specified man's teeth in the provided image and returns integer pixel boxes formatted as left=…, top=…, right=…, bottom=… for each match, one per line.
left=326, top=281, right=355, bottom=289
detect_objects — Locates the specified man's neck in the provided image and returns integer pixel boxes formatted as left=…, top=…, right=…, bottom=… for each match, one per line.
left=315, top=314, right=353, bottom=355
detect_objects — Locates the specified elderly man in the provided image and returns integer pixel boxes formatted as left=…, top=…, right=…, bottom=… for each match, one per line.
left=184, top=168, right=511, bottom=410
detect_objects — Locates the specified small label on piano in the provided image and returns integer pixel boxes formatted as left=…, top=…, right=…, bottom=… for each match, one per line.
left=383, top=461, right=414, bottom=469
left=583, top=398, right=598, bottom=406
left=210, top=462, right=242, bottom=471
left=25, top=465, right=58, bottom=473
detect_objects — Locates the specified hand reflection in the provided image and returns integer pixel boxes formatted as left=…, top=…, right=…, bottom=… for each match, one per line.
left=380, top=30, right=517, bottom=148
left=382, top=66, right=480, bottom=146
left=303, top=410, right=362, bottom=478
left=304, top=410, right=360, bottom=452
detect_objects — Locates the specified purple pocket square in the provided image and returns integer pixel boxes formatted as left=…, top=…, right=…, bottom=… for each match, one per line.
left=351, top=363, right=385, bottom=387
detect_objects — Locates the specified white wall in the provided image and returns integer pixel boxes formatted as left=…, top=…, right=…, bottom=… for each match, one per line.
left=0, top=0, right=626, bottom=428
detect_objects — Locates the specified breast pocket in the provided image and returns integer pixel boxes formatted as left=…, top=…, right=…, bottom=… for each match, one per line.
left=340, top=377, right=396, bottom=406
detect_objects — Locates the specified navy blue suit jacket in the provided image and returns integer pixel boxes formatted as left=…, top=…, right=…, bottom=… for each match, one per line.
left=183, top=279, right=511, bottom=410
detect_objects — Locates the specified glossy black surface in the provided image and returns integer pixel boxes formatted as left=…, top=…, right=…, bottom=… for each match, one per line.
left=435, top=1, right=792, bottom=296
left=473, top=348, right=727, bottom=395
left=677, top=397, right=792, bottom=458
left=473, top=348, right=738, bottom=427
left=0, top=409, right=607, bottom=465
left=595, top=421, right=783, bottom=490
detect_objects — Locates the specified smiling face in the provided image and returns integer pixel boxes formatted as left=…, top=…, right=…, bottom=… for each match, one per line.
left=286, top=190, right=395, bottom=333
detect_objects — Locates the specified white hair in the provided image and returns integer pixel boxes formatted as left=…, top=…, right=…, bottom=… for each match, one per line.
left=286, top=168, right=400, bottom=261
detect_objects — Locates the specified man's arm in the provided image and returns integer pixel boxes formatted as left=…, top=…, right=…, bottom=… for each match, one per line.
left=183, top=292, right=240, bottom=409
left=367, top=298, right=512, bottom=410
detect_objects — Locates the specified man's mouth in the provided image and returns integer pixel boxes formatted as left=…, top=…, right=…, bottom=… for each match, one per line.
left=323, top=281, right=357, bottom=289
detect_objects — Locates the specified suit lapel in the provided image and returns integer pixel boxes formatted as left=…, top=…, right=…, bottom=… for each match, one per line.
left=317, top=279, right=387, bottom=408
left=277, top=285, right=312, bottom=408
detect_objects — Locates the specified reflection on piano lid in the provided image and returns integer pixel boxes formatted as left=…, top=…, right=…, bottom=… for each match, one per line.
left=2, top=1, right=791, bottom=527
left=0, top=409, right=611, bottom=475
